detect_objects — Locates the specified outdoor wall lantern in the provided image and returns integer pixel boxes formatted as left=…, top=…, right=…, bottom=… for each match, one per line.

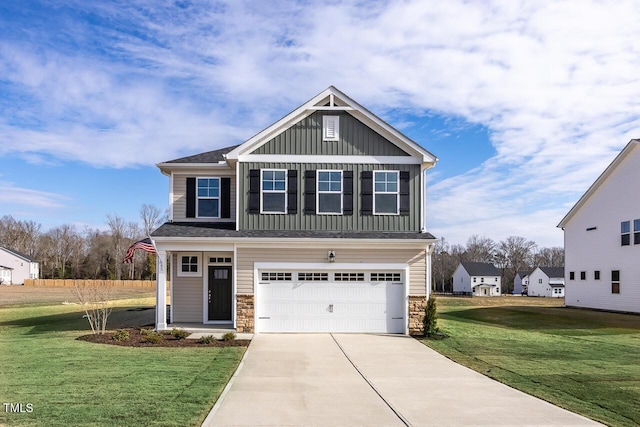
left=328, top=250, right=336, bottom=263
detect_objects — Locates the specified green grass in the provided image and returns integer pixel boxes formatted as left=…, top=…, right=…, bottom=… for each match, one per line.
left=0, top=299, right=245, bottom=426
left=422, top=297, right=640, bottom=427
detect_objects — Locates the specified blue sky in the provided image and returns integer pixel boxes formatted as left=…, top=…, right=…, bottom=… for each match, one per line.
left=2, top=0, right=640, bottom=247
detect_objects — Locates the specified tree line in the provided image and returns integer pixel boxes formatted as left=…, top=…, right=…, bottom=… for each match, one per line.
left=432, top=235, right=564, bottom=294
left=0, top=205, right=165, bottom=280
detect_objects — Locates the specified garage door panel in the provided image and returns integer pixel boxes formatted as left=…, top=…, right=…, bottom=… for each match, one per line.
left=258, top=270, right=405, bottom=333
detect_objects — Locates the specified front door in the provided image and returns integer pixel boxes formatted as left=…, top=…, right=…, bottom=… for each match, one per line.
left=208, top=266, right=232, bottom=321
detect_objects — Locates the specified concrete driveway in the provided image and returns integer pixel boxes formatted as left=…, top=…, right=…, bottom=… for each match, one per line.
left=203, top=334, right=601, bottom=426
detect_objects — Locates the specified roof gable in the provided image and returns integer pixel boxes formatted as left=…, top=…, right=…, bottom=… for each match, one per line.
left=250, top=110, right=411, bottom=157
left=460, top=261, right=500, bottom=276
left=226, top=86, right=437, bottom=165
left=558, top=139, right=640, bottom=228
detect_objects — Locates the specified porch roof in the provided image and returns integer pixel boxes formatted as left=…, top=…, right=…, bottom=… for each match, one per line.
left=151, top=222, right=436, bottom=240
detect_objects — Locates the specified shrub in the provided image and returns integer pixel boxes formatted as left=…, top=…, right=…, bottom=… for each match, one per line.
left=197, top=335, right=216, bottom=344
left=171, top=328, right=189, bottom=340
left=222, top=332, right=236, bottom=342
left=112, top=329, right=130, bottom=342
left=141, top=331, right=163, bottom=344
left=423, top=295, right=439, bottom=337
left=140, top=328, right=153, bottom=335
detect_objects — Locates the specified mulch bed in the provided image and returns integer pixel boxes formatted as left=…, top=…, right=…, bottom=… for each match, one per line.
left=77, top=327, right=251, bottom=348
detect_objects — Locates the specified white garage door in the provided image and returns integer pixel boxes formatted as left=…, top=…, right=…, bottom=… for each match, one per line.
left=257, top=270, right=406, bottom=333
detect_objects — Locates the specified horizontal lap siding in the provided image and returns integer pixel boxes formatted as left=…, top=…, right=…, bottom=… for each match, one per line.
left=252, top=111, right=410, bottom=156
left=239, top=162, right=420, bottom=231
left=236, top=247, right=426, bottom=295
left=171, top=254, right=203, bottom=322
left=172, top=174, right=236, bottom=222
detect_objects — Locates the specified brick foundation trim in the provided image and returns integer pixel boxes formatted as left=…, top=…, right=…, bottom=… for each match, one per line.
left=236, top=294, right=255, bottom=333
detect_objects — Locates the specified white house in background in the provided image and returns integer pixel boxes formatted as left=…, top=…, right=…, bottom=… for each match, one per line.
left=558, top=139, right=640, bottom=313
left=527, top=267, right=565, bottom=297
left=452, top=262, right=501, bottom=297
left=513, top=270, right=531, bottom=295
left=0, top=247, right=39, bottom=285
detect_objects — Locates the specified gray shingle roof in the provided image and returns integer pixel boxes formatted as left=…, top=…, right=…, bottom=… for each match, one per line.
left=517, top=270, right=532, bottom=278
left=0, top=247, right=38, bottom=262
left=539, top=266, right=564, bottom=279
left=461, top=261, right=500, bottom=276
left=151, top=222, right=436, bottom=240
left=164, top=144, right=240, bottom=164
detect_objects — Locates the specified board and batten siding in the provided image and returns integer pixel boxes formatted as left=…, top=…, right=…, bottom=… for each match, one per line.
left=238, top=162, right=420, bottom=231
left=563, top=144, right=640, bottom=313
left=171, top=253, right=203, bottom=322
left=236, top=247, right=426, bottom=295
left=252, top=110, right=410, bottom=156
left=172, top=173, right=236, bottom=222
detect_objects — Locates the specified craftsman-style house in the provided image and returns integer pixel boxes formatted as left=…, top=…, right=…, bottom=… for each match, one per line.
left=151, top=87, right=438, bottom=334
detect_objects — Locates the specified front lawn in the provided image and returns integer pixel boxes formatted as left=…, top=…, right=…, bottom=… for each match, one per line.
left=0, top=297, right=245, bottom=426
left=422, top=296, right=640, bottom=427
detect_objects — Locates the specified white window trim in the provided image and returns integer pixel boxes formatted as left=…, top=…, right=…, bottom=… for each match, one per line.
left=260, top=169, right=288, bottom=214
left=196, top=177, right=221, bottom=219
left=316, top=170, right=343, bottom=215
left=323, top=115, right=340, bottom=141
left=177, top=252, right=202, bottom=277
left=373, top=170, right=400, bottom=215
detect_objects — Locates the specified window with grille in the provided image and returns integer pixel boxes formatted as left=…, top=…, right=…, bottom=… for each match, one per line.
left=261, top=272, right=292, bottom=281
left=370, top=272, right=401, bottom=282
left=298, top=272, right=328, bottom=281
left=334, top=272, right=365, bottom=282
left=209, top=257, right=232, bottom=263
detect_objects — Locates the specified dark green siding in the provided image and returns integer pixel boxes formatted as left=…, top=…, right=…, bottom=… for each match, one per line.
left=238, top=162, right=421, bottom=232
left=252, top=111, right=410, bottom=156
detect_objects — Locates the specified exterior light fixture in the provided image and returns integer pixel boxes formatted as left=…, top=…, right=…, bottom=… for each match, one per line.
left=328, top=250, right=336, bottom=263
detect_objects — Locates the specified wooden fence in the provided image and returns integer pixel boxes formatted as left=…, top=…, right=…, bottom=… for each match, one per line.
left=23, top=279, right=170, bottom=289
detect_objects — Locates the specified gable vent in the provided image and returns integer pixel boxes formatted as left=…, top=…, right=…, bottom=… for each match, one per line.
left=323, top=115, right=339, bottom=141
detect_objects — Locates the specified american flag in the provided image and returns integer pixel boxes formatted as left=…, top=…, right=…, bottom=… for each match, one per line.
left=123, top=238, right=156, bottom=263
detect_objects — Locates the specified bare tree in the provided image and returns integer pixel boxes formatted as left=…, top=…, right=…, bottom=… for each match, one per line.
left=465, top=235, right=497, bottom=263
left=534, top=247, right=564, bottom=267
left=497, top=236, right=537, bottom=293
left=107, top=214, right=128, bottom=280
left=73, top=281, right=112, bottom=334
left=139, top=204, right=164, bottom=237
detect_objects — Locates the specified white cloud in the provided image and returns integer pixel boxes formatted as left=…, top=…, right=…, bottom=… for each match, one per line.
left=0, top=182, right=69, bottom=209
left=1, top=0, right=640, bottom=245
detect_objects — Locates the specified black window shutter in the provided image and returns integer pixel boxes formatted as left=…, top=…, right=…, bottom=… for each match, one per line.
left=248, top=169, right=260, bottom=214
left=304, top=170, right=316, bottom=214
left=361, top=171, right=373, bottom=215
left=400, top=171, right=410, bottom=216
left=343, top=170, right=353, bottom=215
left=186, top=177, right=196, bottom=218
left=287, top=170, right=298, bottom=214
left=221, top=178, right=231, bottom=218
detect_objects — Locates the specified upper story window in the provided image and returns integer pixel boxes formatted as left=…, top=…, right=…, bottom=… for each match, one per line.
left=621, top=221, right=630, bottom=246
left=261, top=169, right=287, bottom=213
left=197, top=178, right=220, bottom=218
left=634, top=219, right=640, bottom=244
left=317, top=170, right=343, bottom=214
left=374, top=171, right=399, bottom=214
left=323, top=116, right=340, bottom=141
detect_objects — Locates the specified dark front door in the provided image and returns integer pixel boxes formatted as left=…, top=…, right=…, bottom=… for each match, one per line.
left=208, top=266, right=232, bottom=321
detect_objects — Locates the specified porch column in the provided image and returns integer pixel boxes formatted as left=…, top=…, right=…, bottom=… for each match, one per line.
left=156, top=250, right=168, bottom=330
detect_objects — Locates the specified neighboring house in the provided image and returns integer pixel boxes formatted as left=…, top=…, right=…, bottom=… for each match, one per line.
left=452, top=262, right=501, bottom=297
left=513, top=270, right=531, bottom=295
left=0, top=247, right=39, bottom=285
left=558, top=139, right=640, bottom=313
left=527, top=267, right=565, bottom=297
left=150, top=86, right=439, bottom=334
left=0, top=266, right=13, bottom=285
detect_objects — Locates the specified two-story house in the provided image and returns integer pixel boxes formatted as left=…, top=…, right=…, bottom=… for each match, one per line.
left=452, top=262, right=502, bottom=296
left=558, top=139, right=640, bottom=313
left=150, top=87, right=438, bottom=334
left=513, top=270, right=531, bottom=295
left=0, top=247, right=39, bottom=285
left=527, top=266, right=565, bottom=297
